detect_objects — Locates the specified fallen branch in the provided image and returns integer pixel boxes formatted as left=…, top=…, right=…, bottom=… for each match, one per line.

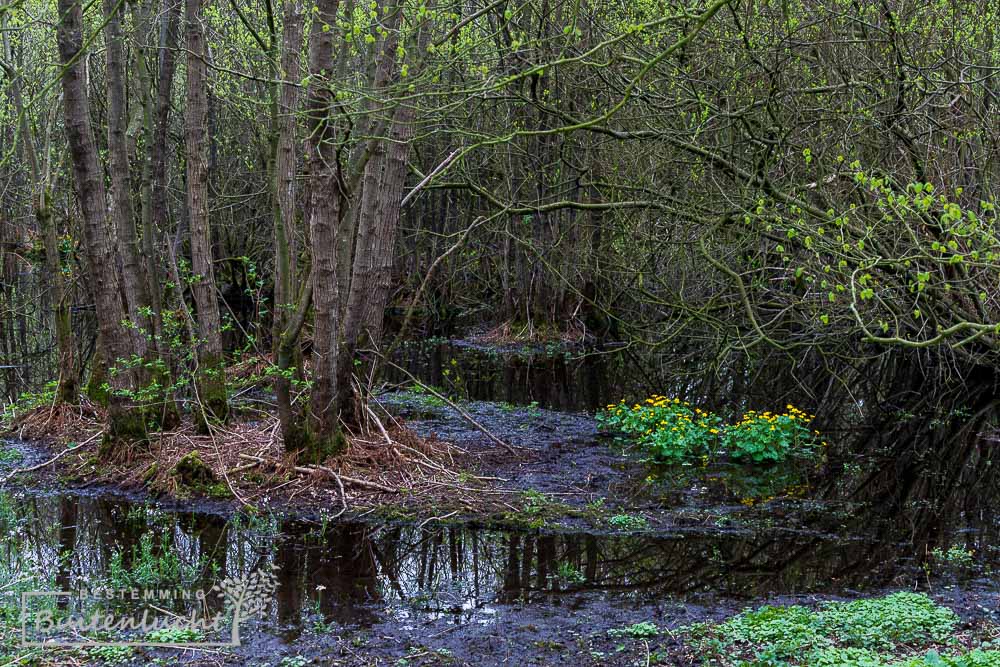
left=237, top=453, right=398, bottom=493
left=0, top=431, right=101, bottom=485
left=372, top=353, right=519, bottom=455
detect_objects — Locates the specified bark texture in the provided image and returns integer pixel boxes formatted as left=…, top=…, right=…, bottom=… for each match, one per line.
left=56, top=0, right=144, bottom=447
left=185, top=0, right=228, bottom=426
left=302, top=0, right=345, bottom=460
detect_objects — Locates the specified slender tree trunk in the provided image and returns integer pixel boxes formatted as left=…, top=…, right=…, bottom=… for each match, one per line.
left=104, top=0, right=153, bottom=359
left=271, top=0, right=309, bottom=450
left=2, top=23, right=77, bottom=404
left=151, top=0, right=182, bottom=257
left=131, top=0, right=165, bottom=346
left=56, top=0, right=144, bottom=447
left=300, top=0, right=344, bottom=460
left=150, top=0, right=183, bottom=404
left=271, top=0, right=303, bottom=358
left=39, top=199, right=78, bottom=404
left=185, top=0, right=229, bottom=426
left=131, top=0, right=182, bottom=427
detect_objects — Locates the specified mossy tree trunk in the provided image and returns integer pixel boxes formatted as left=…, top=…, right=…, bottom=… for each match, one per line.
left=270, top=0, right=303, bottom=364
left=57, top=0, right=147, bottom=451
left=301, top=0, right=345, bottom=462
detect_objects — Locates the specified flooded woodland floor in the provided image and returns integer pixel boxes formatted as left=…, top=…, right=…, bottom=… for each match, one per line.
left=1, top=340, right=999, bottom=665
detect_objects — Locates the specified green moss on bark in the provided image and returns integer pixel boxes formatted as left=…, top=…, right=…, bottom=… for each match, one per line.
left=284, top=424, right=347, bottom=464
left=86, top=361, right=110, bottom=407
left=194, top=357, right=229, bottom=433
left=99, top=404, right=149, bottom=458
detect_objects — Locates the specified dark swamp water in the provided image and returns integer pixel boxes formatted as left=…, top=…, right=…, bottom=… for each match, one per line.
left=2, top=341, right=1000, bottom=665
left=3, top=487, right=1000, bottom=665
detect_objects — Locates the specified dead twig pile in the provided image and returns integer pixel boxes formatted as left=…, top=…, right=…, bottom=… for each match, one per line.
left=8, top=399, right=104, bottom=443
left=5, top=402, right=528, bottom=518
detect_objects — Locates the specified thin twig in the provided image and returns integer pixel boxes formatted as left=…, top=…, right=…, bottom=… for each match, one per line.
left=371, top=352, right=519, bottom=454
left=0, top=430, right=101, bottom=485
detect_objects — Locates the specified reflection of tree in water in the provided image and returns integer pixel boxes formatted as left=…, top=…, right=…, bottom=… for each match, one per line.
left=4, top=453, right=1000, bottom=633
left=388, top=341, right=648, bottom=411
left=273, top=520, right=380, bottom=630
left=705, top=348, right=1000, bottom=590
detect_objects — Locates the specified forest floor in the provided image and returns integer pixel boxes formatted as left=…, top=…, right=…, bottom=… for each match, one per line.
left=1, top=393, right=645, bottom=530
left=2, top=354, right=1000, bottom=665
left=1, top=381, right=744, bottom=534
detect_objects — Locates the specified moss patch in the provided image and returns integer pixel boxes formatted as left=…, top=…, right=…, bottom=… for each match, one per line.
left=284, top=423, right=347, bottom=465
left=99, top=406, right=149, bottom=458
left=167, top=451, right=233, bottom=499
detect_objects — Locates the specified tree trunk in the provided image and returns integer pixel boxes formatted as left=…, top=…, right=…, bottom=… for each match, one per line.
left=39, top=199, right=78, bottom=404
left=56, top=0, right=145, bottom=448
left=131, top=0, right=182, bottom=427
left=185, top=0, right=229, bottom=427
left=131, top=0, right=164, bottom=343
left=2, top=23, right=77, bottom=404
left=338, top=106, right=412, bottom=416
left=300, top=0, right=344, bottom=460
left=104, top=0, right=152, bottom=357
left=332, top=0, right=406, bottom=420
left=271, top=0, right=303, bottom=359
left=151, top=0, right=182, bottom=263
left=271, top=0, right=309, bottom=451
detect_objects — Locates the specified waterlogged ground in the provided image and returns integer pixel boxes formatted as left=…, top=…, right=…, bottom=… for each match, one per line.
left=0, top=489, right=999, bottom=666
left=0, top=340, right=999, bottom=665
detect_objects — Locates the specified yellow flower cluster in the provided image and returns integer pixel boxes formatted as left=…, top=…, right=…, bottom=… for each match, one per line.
left=606, top=395, right=692, bottom=411
left=734, top=404, right=815, bottom=431
left=599, top=396, right=824, bottom=463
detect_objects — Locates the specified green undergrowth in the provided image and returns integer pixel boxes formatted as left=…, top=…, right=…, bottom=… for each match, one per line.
left=688, top=592, right=998, bottom=666
left=1, top=380, right=57, bottom=429
left=599, top=396, right=826, bottom=464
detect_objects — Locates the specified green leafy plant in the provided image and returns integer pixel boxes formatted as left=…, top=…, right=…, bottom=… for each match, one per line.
left=145, top=627, right=204, bottom=643
left=86, top=645, right=135, bottom=665
left=598, top=397, right=823, bottom=464
left=609, top=513, right=648, bottom=530
left=556, top=561, right=586, bottom=584
left=723, top=406, right=818, bottom=463
left=107, top=532, right=197, bottom=589
left=597, top=395, right=723, bottom=461
left=930, top=545, right=976, bottom=570
left=609, top=621, right=659, bottom=639
left=2, top=381, right=57, bottom=427
left=691, top=592, right=964, bottom=665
